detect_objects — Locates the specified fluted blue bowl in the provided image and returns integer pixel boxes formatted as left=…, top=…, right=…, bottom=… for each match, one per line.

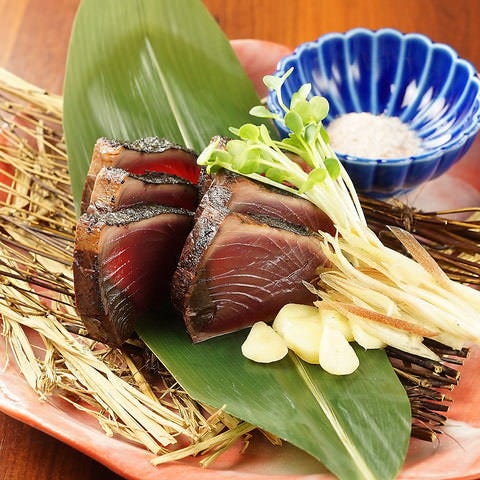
left=267, top=28, right=480, bottom=198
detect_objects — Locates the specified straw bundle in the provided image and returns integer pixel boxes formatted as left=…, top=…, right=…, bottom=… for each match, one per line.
left=0, top=68, right=477, bottom=465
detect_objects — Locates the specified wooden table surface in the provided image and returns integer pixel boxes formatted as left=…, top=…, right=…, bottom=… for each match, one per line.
left=0, top=1, right=479, bottom=479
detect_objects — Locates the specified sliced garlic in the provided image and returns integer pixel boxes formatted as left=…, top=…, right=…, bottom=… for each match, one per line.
left=319, top=307, right=354, bottom=341
left=274, top=303, right=320, bottom=322
left=350, top=322, right=386, bottom=349
left=272, top=304, right=322, bottom=363
left=241, top=321, right=288, bottom=363
left=319, top=324, right=360, bottom=375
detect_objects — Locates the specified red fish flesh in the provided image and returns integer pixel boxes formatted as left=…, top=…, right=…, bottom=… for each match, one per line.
left=73, top=205, right=193, bottom=345
left=81, top=137, right=199, bottom=212
left=88, top=167, right=198, bottom=213
left=172, top=200, right=328, bottom=343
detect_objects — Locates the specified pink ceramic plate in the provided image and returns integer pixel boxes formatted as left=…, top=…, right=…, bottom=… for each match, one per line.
left=1, top=39, right=480, bottom=480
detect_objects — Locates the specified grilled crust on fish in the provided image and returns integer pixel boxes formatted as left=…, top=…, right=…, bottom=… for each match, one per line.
left=88, top=167, right=198, bottom=213
left=73, top=205, right=193, bottom=345
left=81, top=137, right=199, bottom=213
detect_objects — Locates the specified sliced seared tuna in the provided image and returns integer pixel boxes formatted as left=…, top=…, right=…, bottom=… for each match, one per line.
left=88, top=167, right=198, bottom=213
left=73, top=205, right=193, bottom=345
left=81, top=137, right=199, bottom=212
left=172, top=202, right=328, bottom=343
left=198, top=169, right=334, bottom=233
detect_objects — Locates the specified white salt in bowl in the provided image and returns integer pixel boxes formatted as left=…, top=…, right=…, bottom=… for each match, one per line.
left=267, top=28, right=480, bottom=198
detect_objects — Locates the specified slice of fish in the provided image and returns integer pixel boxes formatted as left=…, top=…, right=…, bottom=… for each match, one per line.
left=200, top=169, right=334, bottom=233
left=81, top=137, right=199, bottom=212
left=172, top=202, right=328, bottom=343
left=73, top=204, right=193, bottom=345
left=88, top=167, right=198, bottom=213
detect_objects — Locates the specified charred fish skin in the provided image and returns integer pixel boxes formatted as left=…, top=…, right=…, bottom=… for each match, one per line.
left=200, top=137, right=332, bottom=231
left=73, top=205, right=194, bottom=345
left=88, top=167, right=198, bottom=213
left=81, top=137, right=200, bottom=213
left=174, top=205, right=328, bottom=343
left=172, top=203, right=228, bottom=311
left=72, top=215, right=108, bottom=342
left=198, top=168, right=334, bottom=234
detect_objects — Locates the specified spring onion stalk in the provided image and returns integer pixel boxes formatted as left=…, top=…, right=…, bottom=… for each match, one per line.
left=197, top=68, right=480, bottom=369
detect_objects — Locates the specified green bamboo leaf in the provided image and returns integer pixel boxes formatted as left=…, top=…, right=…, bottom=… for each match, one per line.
left=64, top=1, right=411, bottom=477
left=138, top=315, right=411, bottom=480
left=64, top=0, right=260, bottom=212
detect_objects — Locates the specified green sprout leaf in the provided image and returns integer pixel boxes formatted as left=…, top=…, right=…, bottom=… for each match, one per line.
left=320, top=126, right=330, bottom=144
left=282, top=136, right=304, bottom=151
left=291, top=99, right=312, bottom=123
left=299, top=167, right=327, bottom=193
left=305, top=124, right=318, bottom=144
left=238, top=123, right=260, bottom=142
left=227, top=139, right=248, bottom=156
left=265, top=167, right=290, bottom=183
left=310, top=96, right=330, bottom=121
left=290, top=83, right=312, bottom=108
left=325, top=157, right=341, bottom=179
left=234, top=146, right=263, bottom=174
left=250, top=105, right=278, bottom=119
left=259, top=124, right=274, bottom=145
left=213, top=149, right=233, bottom=164
left=284, top=110, right=304, bottom=135
left=264, top=68, right=294, bottom=113
left=263, top=74, right=284, bottom=91
left=204, top=149, right=234, bottom=174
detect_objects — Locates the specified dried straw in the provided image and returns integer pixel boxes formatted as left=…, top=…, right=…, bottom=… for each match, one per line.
left=0, top=66, right=476, bottom=465
left=0, top=68, right=257, bottom=463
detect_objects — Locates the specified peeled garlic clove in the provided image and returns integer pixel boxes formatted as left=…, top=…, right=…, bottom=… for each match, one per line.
left=275, top=303, right=320, bottom=322
left=319, top=324, right=359, bottom=375
left=241, top=321, right=288, bottom=363
left=320, top=308, right=354, bottom=341
left=273, top=304, right=322, bottom=363
left=351, top=322, right=385, bottom=349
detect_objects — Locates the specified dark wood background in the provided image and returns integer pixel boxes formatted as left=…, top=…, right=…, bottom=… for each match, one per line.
left=0, top=1, right=478, bottom=478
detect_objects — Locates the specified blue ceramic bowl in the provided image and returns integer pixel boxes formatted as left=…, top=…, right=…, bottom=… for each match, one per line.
left=267, top=28, right=480, bottom=198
